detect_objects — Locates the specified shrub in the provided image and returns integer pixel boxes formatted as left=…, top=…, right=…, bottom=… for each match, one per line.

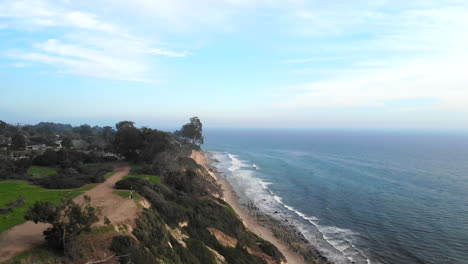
left=25, top=195, right=99, bottom=250
left=110, top=236, right=153, bottom=264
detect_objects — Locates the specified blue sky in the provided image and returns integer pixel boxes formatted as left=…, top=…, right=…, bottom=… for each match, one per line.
left=1, top=0, right=467, bottom=130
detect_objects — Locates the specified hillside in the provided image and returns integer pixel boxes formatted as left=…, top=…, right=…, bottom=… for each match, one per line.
left=0, top=119, right=292, bottom=264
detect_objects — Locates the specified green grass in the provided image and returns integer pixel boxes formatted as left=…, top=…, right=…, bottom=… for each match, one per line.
left=27, top=166, right=57, bottom=178
left=123, top=174, right=161, bottom=184
left=225, top=205, right=239, bottom=218
left=91, top=224, right=116, bottom=234
left=104, top=172, right=115, bottom=179
left=0, top=181, right=97, bottom=233
left=112, top=190, right=141, bottom=199
left=1, top=247, right=62, bottom=264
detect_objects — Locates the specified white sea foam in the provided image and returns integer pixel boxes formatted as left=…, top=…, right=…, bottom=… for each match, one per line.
left=228, top=153, right=248, bottom=172
left=210, top=151, right=373, bottom=264
left=259, top=180, right=272, bottom=189
left=277, top=193, right=370, bottom=263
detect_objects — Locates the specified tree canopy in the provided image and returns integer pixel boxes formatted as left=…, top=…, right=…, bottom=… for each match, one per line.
left=11, top=133, right=27, bottom=150
left=175, top=117, right=204, bottom=145
left=25, top=195, right=99, bottom=251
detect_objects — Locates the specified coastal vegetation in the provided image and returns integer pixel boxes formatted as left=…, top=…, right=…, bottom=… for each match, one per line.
left=174, top=116, right=204, bottom=145
left=25, top=195, right=99, bottom=251
left=0, top=117, right=292, bottom=264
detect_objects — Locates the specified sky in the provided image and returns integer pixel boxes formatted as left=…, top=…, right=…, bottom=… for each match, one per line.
left=1, top=0, right=468, bottom=130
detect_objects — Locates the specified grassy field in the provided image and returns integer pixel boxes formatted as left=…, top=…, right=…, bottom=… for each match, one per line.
left=123, top=174, right=161, bottom=184
left=0, top=181, right=96, bottom=233
left=27, top=166, right=57, bottom=178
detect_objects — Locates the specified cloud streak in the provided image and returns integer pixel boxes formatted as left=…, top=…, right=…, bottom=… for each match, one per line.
left=148, top=48, right=188, bottom=57
left=278, top=3, right=468, bottom=113
left=0, top=0, right=190, bottom=82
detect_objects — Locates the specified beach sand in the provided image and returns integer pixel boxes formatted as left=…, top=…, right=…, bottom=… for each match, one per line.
left=191, top=150, right=305, bottom=264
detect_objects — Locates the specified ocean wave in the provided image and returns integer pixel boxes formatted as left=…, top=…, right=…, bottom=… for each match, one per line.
left=209, top=151, right=373, bottom=264
left=259, top=180, right=271, bottom=189
left=269, top=188, right=368, bottom=263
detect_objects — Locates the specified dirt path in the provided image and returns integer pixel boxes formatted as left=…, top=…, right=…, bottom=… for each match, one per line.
left=74, top=166, right=139, bottom=226
left=0, top=166, right=138, bottom=262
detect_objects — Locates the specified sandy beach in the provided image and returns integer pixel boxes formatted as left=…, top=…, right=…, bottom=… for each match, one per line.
left=191, top=150, right=305, bottom=264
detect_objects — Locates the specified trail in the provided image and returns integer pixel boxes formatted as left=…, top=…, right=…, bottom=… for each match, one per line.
left=0, top=166, right=138, bottom=262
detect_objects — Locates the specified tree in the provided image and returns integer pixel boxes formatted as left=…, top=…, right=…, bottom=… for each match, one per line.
left=140, top=128, right=168, bottom=162
left=25, top=195, right=99, bottom=251
left=102, top=126, right=115, bottom=143
left=11, top=133, right=27, bottom=150
left=78, top=124, right=92, bottom=138
left=175, top=117, right=204, bottom=145
left=61, top=137, right=73, bottom=149
left=114, top=121, right=143, bottom=160
left=115, top=121, right=135, bottom=130
left=34, top=149, right=58, bottom=166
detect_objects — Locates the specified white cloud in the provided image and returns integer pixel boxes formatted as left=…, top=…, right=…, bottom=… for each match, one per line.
left=283, top=57, right=344, bottom=64
left=279, top=55, right=468, bottom=110
left=63, top=11, right=118, bottom=33
left=149, top=48, right=188, bottom=57
left=278, top=3, right=468, bottom=113
left=0, top=0, right=189, bottom=82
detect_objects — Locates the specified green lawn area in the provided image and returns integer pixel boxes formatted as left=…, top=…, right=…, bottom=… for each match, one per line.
left=123, top=174, right=161, bottom=184
left=27, top=166, right=57, bottom=178
left=0, top=181, right=96, bottom=233
left=104, top=172, right=114, bottom=179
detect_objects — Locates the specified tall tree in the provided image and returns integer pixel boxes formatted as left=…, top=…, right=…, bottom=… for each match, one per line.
left=115, top=121, right=135, bottom=130
left=102, top=126, right=115, bottom=143
left=78, top=124, right=92, bottom=138
left=114, top=121, right=143, bottom=160
left=175, top=117, right=204, bottom=145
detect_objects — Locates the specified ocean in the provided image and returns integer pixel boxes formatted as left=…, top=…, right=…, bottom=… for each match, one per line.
left=204, top=129, right=468, bottom=264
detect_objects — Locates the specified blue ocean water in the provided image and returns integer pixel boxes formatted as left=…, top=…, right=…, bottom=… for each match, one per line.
left=204, top=129, right=468, bottom=264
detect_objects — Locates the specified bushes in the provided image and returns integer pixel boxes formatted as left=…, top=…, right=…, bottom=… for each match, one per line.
left=257, top=240, right=284, bottom=260
left=0, top=158, right=30, bottom=180
left=114, top=176, right=282, bottom=264
left=110, top=236, right=153, bottom=264
left=25, top=195, right=99, bottom=251
left=34, top=149, right=58, bottom=166
left=32, top=174, right=92, bottom=189
left=29, top=163, right=111, bottom=189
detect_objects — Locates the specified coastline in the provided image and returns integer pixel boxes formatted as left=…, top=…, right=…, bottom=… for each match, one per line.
left=191, top=150, right=306, bottom=264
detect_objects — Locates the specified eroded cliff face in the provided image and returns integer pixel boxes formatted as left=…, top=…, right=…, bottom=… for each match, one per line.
left=103, top=141, right=285, bottom=264
left=106, top=155, right=284, bottom=263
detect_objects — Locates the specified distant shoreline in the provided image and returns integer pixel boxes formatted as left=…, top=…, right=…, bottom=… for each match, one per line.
left=191, top=150, right=310, bottom=264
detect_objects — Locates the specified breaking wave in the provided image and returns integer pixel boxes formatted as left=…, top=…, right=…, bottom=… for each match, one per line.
left=210, top=151, right=374, bottom=264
